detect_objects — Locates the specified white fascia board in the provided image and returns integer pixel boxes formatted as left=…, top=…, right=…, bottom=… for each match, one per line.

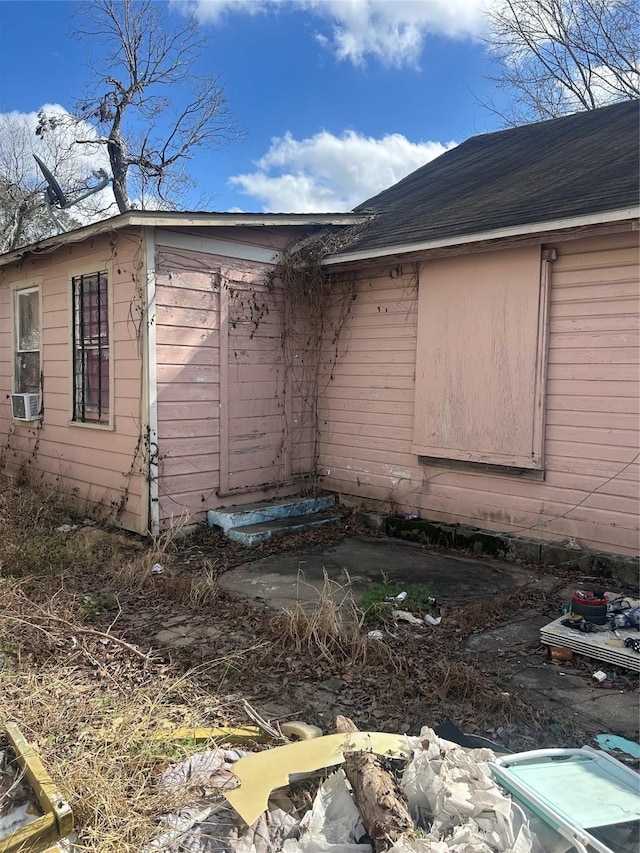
left=155, top=230, right=281, bottom=264
left=128, top=212, right=365, bottom=228
left=322, top=207, right=640, bottom=266
left=0, top=212, right=366, bottom=268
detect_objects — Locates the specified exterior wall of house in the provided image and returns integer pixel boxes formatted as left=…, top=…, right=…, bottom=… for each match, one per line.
left=0, top=232, right=146, bottom=532
left=319, top=231, right=639, bottom=556
left=153, top=234, right=314, bottom=528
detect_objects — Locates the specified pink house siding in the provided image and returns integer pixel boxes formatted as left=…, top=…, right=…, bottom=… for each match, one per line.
left=153, top=238, right=314, bottom=528
left=319, top=231, right=639, bottom=556
left=0, top=233, right=146, bottom=531
left=154, top=245, right=222, bottom=525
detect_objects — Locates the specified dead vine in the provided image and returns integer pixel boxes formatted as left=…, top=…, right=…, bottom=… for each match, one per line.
left=266, top=221, right=372, bottom=491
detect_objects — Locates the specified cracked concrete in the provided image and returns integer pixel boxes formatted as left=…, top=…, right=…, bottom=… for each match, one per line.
left=217, top=535, right=639, bottom=741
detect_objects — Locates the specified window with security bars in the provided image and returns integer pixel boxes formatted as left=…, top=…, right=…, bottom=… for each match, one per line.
left=72, top=272, right=110, bottom=424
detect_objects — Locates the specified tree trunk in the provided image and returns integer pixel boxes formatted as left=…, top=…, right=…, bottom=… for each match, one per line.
left=108, top=122, right=131, bottom=213
left=335, top=715, right=415, bottom=852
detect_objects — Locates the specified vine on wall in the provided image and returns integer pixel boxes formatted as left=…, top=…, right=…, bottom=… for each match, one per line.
left=265, top=223, right=371, bottom=492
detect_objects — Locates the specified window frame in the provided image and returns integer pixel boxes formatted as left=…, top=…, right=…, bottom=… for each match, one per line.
left=13, top=283, right=42, bottom=398
left=69, top=267, right=114, bottom=429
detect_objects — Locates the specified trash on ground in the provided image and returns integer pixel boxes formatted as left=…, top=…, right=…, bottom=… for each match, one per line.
left=367, top=630, right=384, bottom=640
left=540, top=593, right=640, bottom=672
left=147, top=720, right=640, bottom=853
left=424, top=614, right=442, bottom=626
left=595, top=733, right=640, bottom=763
left=491, top=747, right=640, bottom=853
left=391, top=610, right=423, bottom=626
left=151, top=563, right=164, bottom=575
left=0, top=722, right=73, bottom=853
left=549, top=646, right=573, bottom=662
left=592, top=670, right=608, bottom=683
left=224, top=731, right=411, bottom=825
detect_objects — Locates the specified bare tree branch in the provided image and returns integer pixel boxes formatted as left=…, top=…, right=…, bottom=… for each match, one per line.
left=0, top=111, right=110, bottom=251
left=485, top=0, right=639, bottom=124
left=72, top=0, right=241, bottom=211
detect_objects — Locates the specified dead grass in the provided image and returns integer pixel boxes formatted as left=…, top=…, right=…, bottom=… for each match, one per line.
left=0, top=475, right=249, bottom=851
left=278, top=570, right=401, bottom=671
left=186, top=560, right=219, bottom=608
left=1, top=663, right=234, bottom=852
left=0, top=473, right=596, bottom=849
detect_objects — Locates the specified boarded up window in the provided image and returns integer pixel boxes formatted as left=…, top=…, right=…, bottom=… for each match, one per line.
left=412, top=246, right=546, bottom=469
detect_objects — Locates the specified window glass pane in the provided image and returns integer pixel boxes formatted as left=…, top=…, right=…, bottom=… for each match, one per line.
left=15, top=351, right=40, bottom=394
left=17, top=290, right=40, bottom=351
left=15, top=288, right=40, bottom=395
left=85, top=349, right=109, bottom=414
left=83, top=274, right=109, bottom=343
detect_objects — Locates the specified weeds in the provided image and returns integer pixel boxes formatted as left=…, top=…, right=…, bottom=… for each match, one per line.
left=276, top=570, right=402, bottom=675
left=0, top=664, right=231, bottom=853
left=0, top=476, right=239, bottom=851
left=360, top=571, right=435, bottom=625
left=280, top=570, right=368, bottom=664
left=187, top=560, right=219, bottom=608
left=80, top=591, right=120, bottom=618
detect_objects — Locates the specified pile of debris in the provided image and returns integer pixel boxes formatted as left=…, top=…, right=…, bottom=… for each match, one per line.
left=540, top=589, right=640, bottom=674
left=144, top=716, right=640, bottom=853
left=2, top=713, right=639, bottom=853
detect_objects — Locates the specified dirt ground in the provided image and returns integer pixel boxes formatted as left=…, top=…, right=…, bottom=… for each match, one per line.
left=1, top=476, right=638, bottom=851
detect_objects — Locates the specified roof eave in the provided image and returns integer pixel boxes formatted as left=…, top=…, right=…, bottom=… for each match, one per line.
left=322, top=207, right=640, bottom=267
left=0, top=211, right=367, bottom=269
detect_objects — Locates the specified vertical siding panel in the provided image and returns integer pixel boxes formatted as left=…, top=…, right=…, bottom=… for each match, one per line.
left=319, top=233, right=639, bottom=556
left=225, top=276, right=286, bottom=491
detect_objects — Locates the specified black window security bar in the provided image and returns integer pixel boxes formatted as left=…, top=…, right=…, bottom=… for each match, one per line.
left=72, top=272, right=109, bottom=423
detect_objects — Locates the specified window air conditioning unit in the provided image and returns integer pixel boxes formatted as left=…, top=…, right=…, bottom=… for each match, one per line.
left=11, top=393, right=40, bottom=421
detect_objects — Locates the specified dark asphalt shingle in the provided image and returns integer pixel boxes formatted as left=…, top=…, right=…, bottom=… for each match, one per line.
left=342, top=100, right=639, bottom=256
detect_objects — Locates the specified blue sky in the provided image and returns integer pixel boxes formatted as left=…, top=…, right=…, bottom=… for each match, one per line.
left=0, top=0, right=511, bottom=213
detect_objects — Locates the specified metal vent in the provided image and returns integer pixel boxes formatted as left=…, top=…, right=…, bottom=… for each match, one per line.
left=11, top=393, right=40, bottom=420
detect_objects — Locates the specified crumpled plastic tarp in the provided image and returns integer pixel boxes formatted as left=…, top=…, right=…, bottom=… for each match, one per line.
left=146, top=728, right=547, bottom=853
left=394, top=727, right=540, bottom=852
left=146, top=748, right=299, bottom=853
left=281, top=770, right=370, bottom=853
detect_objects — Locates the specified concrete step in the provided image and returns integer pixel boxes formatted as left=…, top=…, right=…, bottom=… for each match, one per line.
left=207, top=494, right=335, bottom=533
left=226, top=510, right=341, bottom=547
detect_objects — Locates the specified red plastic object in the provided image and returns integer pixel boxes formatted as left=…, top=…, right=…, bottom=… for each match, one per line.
left=572, top=589, right=608, bottom=607
left=571, top=589, right=608, bottom=624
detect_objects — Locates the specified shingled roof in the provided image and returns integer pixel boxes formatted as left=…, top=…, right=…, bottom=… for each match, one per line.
left=334, top=100, right=639, bottom=260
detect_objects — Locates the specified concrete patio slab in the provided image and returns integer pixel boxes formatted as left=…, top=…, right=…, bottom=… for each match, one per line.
left=218, top=534, right=556, bottom=609
left=218, top=534, right=639, bottom=741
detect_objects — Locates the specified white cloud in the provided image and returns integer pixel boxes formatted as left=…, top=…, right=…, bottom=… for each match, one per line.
left=562, top=61, right=640, bottom=111
left=0, top=104, right=117, bottom=222
left=0, top=104, right=108, bottom=178
left=180, top=0, right=490, bottom=67
left=229, top=129, right=455, bottom=211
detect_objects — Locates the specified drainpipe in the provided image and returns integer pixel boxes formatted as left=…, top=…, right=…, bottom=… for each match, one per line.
left=144, top=226, right=160, bottom=536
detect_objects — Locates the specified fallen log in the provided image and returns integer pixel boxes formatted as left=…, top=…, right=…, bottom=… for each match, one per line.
left=335, top=715, right=415, bottom=852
